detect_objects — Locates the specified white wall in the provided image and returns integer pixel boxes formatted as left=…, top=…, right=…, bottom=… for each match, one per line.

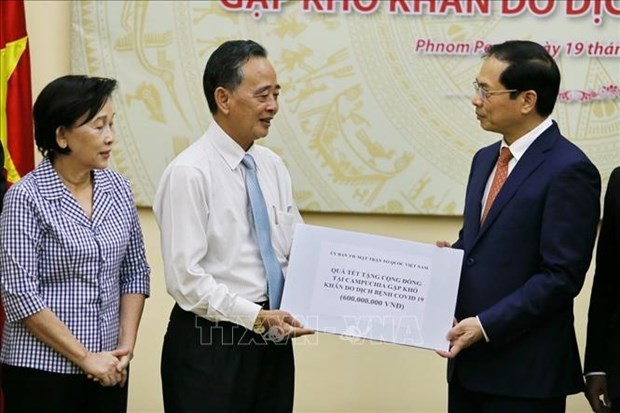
left=23, top=2, right=595, bottom=412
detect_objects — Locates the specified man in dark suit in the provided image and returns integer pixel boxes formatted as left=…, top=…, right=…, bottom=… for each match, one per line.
left=584, top=167, right=620, bottom=413
left=437, top=40, right=601, bottom=412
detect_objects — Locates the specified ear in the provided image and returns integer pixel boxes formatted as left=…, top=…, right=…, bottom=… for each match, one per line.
left=55, top=126, right=68, bottom=149
left=520, top=90, right=537, bottom=115
left=215, top=87, right=231, bottom=115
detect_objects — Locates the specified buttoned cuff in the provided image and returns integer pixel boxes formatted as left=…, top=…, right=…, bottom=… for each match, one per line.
left=209, top=298, right=262, bottom=331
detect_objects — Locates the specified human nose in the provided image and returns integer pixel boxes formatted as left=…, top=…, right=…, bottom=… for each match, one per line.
left=266, top=95, right=278, bottom=113
left=472, top=92, right=483, bottom=107
left=104, top=125, right=115, bottom=144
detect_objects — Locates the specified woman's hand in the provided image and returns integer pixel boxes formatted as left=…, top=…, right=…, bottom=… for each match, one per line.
left=82, top=348, right=129, bottom=386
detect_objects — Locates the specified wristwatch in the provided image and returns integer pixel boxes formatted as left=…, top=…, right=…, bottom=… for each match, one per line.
left=253, top=313, right=266, bottom=334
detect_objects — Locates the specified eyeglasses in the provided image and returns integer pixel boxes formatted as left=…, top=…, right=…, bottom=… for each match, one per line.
left=473, top=81, right=519, bottom=101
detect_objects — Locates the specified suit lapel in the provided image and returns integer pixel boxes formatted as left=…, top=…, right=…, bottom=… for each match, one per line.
left=464, top=144, right=499, bottom=247
left=473, top=123, right=559, bottom=246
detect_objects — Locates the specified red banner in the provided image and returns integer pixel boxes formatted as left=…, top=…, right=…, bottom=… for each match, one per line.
left=1, top=0, right=35, bottom=184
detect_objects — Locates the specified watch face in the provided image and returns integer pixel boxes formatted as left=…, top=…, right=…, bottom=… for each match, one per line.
left=254, top=317, right=266, bottom=334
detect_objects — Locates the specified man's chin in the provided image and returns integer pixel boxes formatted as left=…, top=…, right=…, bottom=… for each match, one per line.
left=254, top=129, right=270, bottom=139
left=479, top=121, right=494, bottom=132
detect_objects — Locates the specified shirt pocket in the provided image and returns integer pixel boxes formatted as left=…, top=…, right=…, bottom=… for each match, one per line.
left=272, top=209, right=297, bottom=258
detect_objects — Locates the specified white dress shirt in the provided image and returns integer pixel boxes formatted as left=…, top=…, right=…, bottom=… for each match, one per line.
left=153, top=122, right=302, bottom=330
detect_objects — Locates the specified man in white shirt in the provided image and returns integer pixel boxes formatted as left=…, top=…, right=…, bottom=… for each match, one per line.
left=154, top=39, right=312, bottom=413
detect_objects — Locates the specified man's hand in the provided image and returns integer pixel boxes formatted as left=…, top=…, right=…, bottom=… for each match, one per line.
left=436, top=240, right=452, bottom=248
left=436, top=317, right=484, bottom=359
left=585, top=375, right=611, bottom=413
left=258, top=309, right=314, bottom=341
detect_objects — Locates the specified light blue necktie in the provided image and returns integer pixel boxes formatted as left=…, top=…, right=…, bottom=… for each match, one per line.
left=241, top=154, right=284, bottom=309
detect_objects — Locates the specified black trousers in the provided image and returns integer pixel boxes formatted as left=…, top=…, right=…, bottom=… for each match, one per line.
left=448, top=380, right=566, bottom=413
left=2, top=364, right=128, bottom=413
left=161, top=304, right=295, bottom=413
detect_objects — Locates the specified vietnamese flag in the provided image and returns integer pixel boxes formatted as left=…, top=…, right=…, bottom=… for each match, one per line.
left=1, top=0, right=35, bottom=409
left=1, top=0, right=35, bottom=185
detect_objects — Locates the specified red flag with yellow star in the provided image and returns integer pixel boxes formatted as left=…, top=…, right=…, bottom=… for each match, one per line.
left=1, top=0, right=35, bottom=185
left=1, top=1, right=35, bottom=409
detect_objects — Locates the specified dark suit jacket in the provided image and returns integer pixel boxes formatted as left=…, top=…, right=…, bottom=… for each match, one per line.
left=584, top=167, right=620, bottom=398
left=450, top=121, right=601, bottom=398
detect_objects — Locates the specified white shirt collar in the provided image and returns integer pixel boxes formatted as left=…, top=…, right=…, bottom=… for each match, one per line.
left=208, top=121, right=249, bottom=171
left=501, top=117, right=553, bottom=160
